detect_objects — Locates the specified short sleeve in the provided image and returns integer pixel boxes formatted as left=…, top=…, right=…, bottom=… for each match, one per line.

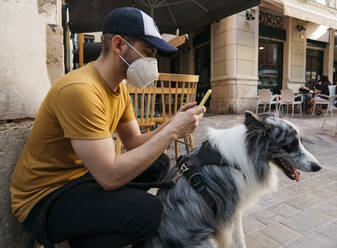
left=119, top=91, right=136, bottom=124
left=53, top=83, right=111, bottom=139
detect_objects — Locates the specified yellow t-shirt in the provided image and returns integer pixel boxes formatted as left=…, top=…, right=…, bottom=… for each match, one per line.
left=10, top=62, right=135, bottom=223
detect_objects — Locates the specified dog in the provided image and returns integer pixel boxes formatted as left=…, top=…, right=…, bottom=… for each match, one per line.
left=144, top=111, right=321, bottom=248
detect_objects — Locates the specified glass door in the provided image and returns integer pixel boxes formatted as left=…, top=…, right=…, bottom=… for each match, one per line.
left=306, top=49, right=323, bottom=90
left=258, top=39, right=283, bottom=94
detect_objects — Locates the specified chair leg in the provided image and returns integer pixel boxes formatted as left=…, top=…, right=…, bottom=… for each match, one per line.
left=256, top=103, right=259, bottom=114
left=286, top=105, right=288, bottom=115
left=188, top=135, right=195, bottom=149
left=263, top=104, right=266, bottom=113
left=312, top=103, right=316, bottom=115
left=322, top=117, right=327, bottom=128
left=333, top=119, right=337, bottom=136
left=183, top=137, right=190, bottom=153
left=292, top=104, right=294, bottom=117
left=269, top=104, right=271, bottom=113
left=300, top=104, right=302, bottom=115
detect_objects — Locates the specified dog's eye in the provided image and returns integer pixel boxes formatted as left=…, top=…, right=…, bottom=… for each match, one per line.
left=282, top=140, right=298, bottom=152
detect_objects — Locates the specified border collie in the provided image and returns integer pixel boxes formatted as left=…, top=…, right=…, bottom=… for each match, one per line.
left=144, top=111, right=321, bottom=248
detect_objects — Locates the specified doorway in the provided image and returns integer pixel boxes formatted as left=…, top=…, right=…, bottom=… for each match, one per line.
left=258, top=39, right=283, bottom=94
left=306, top=49, right=323, bottom=89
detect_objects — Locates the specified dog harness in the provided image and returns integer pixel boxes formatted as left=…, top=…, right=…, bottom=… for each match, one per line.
left=169, top=140, right=242, bottom=216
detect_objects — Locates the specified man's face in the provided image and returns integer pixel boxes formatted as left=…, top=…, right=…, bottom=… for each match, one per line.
left=119, top=38, right=158, bottom=78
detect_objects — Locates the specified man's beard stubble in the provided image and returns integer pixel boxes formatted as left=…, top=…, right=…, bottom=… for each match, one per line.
left=119, top=47, right=133, bottom=79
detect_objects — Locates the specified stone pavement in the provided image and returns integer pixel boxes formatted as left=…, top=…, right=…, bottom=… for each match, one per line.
left=166, top=113, right=337, bottom=248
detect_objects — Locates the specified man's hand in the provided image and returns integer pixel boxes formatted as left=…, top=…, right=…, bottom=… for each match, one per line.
left=177, top=102, right=198, bottom=113
left=168, top=104, right=206, bottom=139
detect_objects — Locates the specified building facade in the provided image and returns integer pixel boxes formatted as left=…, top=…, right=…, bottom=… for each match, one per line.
left=166, top=0, right=337, bottom=114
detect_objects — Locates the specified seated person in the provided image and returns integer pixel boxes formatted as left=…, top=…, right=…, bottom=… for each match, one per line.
left=10, top=7, right=206, bottom=248
left=307, top=75, right=331, bottom=114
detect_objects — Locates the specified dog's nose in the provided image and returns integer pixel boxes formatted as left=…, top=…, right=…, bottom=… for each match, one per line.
left=310, top=163, right=321, bottom=172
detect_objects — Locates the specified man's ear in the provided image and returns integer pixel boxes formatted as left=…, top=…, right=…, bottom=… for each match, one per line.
left=111, top=35, right=125, bottom=56
left=244, top=111, right=268, bottom=132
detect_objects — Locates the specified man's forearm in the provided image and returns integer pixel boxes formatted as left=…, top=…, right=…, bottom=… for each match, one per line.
left=126, top=120, right=171, bottom=150
left=106, top=124, right=176, bottom=190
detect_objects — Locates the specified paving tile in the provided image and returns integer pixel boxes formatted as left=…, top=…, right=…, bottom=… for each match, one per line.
left=285, top=193, right=326, bottom=210
left=267, top=203, right=301, bottom=218
left=287, top=179, right=325, bottom=194
left=285, top=231, right=337, bottom=248
left=280, top=209, right=334, bottom=234
left=324, top=171, right=337, bottom=181
left=312, top=200, right=337, bottom=218
left=313, top=174, right=337, bottom=185
left=245, top=230, right=281, bottom=248
left=310, top=186, right=337, bottom=200
left=261, top=222, right=301, bottom=245
left=244, top=198, right=271, bottom=214
left=316, top=221, right=337, bottom=242
left=261, top=188, right=297, bottom=204
left=326, top=182, right=337, bottom=192
left=251, top=208, right=285, bottom=225
left=242, top=215, right=265, bottom=235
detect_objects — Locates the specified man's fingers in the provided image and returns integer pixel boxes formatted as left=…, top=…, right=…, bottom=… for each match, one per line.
left=179, top=102, right=197, bottom=112
left=188, top=106, right=206, bottom=115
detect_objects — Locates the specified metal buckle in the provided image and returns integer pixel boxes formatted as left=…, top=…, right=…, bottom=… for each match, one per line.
left=188, top=173, right=205, bottom=192
left=171, top=163, right=190, bottom=184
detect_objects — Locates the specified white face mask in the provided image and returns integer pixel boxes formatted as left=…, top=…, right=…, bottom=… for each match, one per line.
left=120, top=39, right=159, bottom=89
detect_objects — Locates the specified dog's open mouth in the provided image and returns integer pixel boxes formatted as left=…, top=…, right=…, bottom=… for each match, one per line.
left=272, top=158, right=301, bottom=182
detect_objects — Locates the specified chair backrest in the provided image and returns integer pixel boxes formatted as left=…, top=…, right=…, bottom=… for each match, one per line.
left=281, top=89, right=294, bottom=103
left=126, top=81, right=158, bottom=128
left=156, top=73, right=199, bottom=123
left=258, top=89, right=272, bottom=103
left=328, top=85, right=336, bottom=96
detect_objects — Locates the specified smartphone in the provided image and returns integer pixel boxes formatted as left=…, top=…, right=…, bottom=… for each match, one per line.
left=199, top=89, right=212, bottom=107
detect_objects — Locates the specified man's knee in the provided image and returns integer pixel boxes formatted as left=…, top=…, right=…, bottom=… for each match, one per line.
left=157, top=153, right=170, bottom=177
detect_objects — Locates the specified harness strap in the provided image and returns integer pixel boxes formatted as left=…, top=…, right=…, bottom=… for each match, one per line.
left=183, top=161, right=217, bottom=215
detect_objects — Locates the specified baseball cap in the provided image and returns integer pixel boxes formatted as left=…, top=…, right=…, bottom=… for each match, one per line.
left=103, top=7, right=178, bottom=57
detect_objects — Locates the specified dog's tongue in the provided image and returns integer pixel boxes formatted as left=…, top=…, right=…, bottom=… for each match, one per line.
left=294, top=169, right=301, bottom=182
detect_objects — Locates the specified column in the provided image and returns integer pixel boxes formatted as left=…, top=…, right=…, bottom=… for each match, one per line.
left=210, top=8, right=259, bottom=114
left=284, top=17, right=306, bottom=92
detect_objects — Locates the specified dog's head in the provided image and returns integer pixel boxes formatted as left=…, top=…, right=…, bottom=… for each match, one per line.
left=244, top=111, right=321, bottom=182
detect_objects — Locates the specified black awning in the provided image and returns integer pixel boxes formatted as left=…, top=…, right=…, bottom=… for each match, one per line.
left=66, top=0, right=261, bottom=34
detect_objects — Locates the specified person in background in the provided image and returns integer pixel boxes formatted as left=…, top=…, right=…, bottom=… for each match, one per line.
left=307, top=75, right=331, bottom=115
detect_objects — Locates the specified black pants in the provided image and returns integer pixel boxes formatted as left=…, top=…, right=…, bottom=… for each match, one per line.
left=22, top=154, right=170, bottom=248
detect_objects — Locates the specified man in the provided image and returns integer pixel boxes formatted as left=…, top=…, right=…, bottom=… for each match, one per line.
left=10, top=7, right=205, bottom=248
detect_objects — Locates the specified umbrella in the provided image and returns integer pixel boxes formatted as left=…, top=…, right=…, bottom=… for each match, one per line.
left=66, top=0, right=261, bottom=34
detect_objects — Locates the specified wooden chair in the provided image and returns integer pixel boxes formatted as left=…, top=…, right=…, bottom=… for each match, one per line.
left=115, top=81, right=159, bottom=155
left=115, top=73, right=199, bottom=157
left=127, top=82, right=159, bottom=132
left=155, top=73, right=199, bottom=158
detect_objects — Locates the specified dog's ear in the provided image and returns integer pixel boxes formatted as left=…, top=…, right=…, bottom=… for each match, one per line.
left=244, top=111, right=270, bottom=135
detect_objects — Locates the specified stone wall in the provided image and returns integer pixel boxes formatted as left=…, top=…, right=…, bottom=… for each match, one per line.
left=0, top=0, right=63, bottom=246
left=0, top=121, right=33, bottom=248
left=0, top=0, right=51, bottom=120
left=47, top=24, right=65, bottom=84
left=39, top=0, right=64, bottom=84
